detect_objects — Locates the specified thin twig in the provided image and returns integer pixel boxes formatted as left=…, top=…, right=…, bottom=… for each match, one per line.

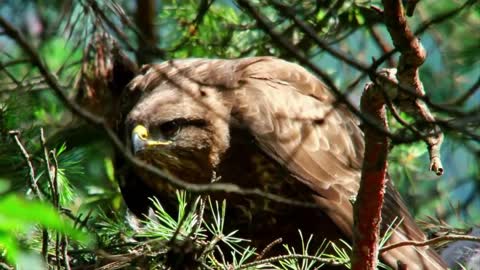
left=50, top=147, right=66, bottom=270
left=0, top=61, right=21, bottom=85
left=56, top=232, right=61, bottom=270
left=9, top=130, right=44, bottom=200
left=214, top=245, right=226, bottom=266
left=201, top=234, right=223, bottom=258
left=367, top=26, right=396, bottom=67
left=444, top=75, right=480, bottom=106
left=414, top=0, right=476, bottom=36
left=236, top=254, right=344, bottom=269
left=50, top=149, right=60, bottom=208
left=270, top=0, right=370, bottom=72
left=40, top=128, right=57, bottom=207
left=256, top=238, right=283, bottom=260
left=164, top=0, right=215, bottom=54
left=380, top=234, right=480, bottom=253
left=85, top=0, right=135, bottom=52
left=193, top=197, right=206, bottom=238
left=62, top=235, right=71, bottom=270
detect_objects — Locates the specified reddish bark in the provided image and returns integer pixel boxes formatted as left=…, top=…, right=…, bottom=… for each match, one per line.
left=382, top=0, right=443, bottom=175
left=383, top=0, right=426, bottom=97
left=351, top=83, right=389, bottom=270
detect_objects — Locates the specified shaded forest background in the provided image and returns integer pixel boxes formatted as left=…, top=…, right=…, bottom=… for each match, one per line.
left=0, top=0, right=478, bottom=269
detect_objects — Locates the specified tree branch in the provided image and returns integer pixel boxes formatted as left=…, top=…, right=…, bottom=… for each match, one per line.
left=383, top=0, right=444, bottom=175
left=9, top=130, right=44, bottom=200
left=367, top=26, right=396, bottom=67
left=380, top=234, right=480, bottom=253
left=135, top=0, right=157, bottom=64
left=444, top=75, right=480, bottom=106
left=352, top=82, right=390, bottom=270
left=236, top=254, right=345, bottom=269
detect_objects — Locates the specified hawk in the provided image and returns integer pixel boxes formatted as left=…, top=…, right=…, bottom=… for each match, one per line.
left=120, top=57, right=447, bottom=269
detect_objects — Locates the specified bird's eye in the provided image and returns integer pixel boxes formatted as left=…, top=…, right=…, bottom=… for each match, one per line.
left=159, top=119, right=184, bottom=138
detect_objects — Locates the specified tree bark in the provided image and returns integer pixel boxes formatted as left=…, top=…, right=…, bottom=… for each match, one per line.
left=351, top=82, right=389, bottom=270
left=136, top=0, right=157, bottom=64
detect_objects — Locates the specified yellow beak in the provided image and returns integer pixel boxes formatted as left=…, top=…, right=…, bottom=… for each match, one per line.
left=132, top=124, right=171, bottom=153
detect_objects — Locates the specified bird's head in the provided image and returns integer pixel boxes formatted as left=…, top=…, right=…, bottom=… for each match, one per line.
left=125, top=68, right=232, bottom=184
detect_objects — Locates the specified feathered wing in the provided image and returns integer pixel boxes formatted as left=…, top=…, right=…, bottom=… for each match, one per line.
left=225, top=57, right=446, bottom=270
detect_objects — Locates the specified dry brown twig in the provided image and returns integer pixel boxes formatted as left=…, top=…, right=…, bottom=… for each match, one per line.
left=9, top=130, right=44, bottom=200
left=255, top=238, right=283, bottom=261
left=381, top=234, right=480, bottom=253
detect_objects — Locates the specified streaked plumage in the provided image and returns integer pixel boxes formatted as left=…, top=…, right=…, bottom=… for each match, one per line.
left=122, top=57, right=447, bottom=269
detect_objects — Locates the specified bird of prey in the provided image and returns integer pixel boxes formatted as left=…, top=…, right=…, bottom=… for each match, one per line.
left=120, top=56, right=447, bottom=269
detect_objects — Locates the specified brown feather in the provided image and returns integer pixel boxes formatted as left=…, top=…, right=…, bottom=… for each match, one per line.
left=124, top=57, right=447, bottom=269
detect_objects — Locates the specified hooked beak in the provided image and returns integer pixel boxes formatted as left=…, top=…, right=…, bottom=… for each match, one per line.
left=131, top=125, right=171, bottom=154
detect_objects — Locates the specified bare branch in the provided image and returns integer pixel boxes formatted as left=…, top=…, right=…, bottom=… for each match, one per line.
left=85, top=0, right=135, bottom=52
left=381, top=234, right=480, bottom=253
left=414, top=0, right=476, bottom=36
left=383, top=0, right=444, bottom=175
left=9, top=130, right=44, bottom=200
left=236, top=254, right=345, bottom=269
left=62, top=235, right=71, bottom=270
left=367, top=26, right=396, bottom=67
left=255, top=238, right=283, bottom=260
left=40, top=128, right=58, bottom=207
left=270, top=0, right=370, bottom=72
left=444, top=75, right=480, bottom=106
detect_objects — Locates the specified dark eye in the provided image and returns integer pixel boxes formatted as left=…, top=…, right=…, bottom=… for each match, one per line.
left=159, top=119, right=185, bottom=138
